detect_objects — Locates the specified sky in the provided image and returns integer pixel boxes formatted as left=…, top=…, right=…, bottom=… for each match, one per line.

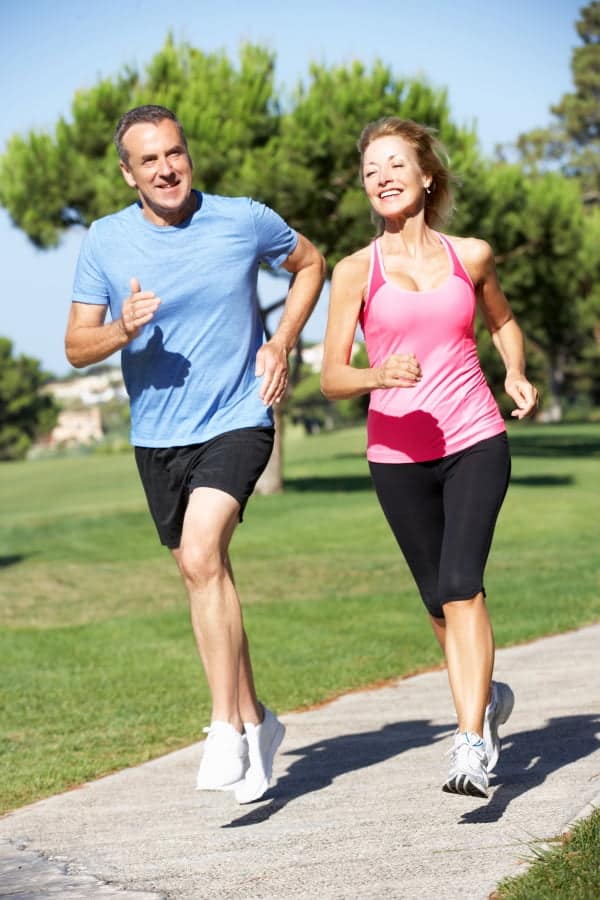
left=0, top=0, right=583, bottom=377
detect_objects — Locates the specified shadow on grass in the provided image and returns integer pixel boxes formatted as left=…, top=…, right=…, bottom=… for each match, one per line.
left=285, top=475, right=373, bottom=493
left=510, top=475, right=574, bottom=487
left=458, top=713, right=600, bottom=825
left=0, top=555, right=26, bottom=568
left=222, top=718, right=453, bottom=828
left=508, top=431, right=600, bottom=459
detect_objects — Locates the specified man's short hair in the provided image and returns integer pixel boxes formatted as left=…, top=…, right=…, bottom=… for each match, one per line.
left=114, top=105, right=190, bottom=164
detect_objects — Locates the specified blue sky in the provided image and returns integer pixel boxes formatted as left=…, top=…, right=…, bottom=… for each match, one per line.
left=0, top=0, right=582, bottom=376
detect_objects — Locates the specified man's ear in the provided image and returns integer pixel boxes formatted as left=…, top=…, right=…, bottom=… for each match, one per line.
left=119, top=160, right=137, bottom=189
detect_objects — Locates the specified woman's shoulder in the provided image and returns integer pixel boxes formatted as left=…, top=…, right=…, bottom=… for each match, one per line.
left=442, top=234, right=494, bottom=265
left=333, top=244, right=372, bottom=278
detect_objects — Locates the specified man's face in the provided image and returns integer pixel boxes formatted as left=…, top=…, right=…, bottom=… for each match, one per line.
left=119, top=119, right=194, bottom=226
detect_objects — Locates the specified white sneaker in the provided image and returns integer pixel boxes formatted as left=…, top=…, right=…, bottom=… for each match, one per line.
left=442, top=731, right=489, bottom=798
left=196, top=721, right=249, bottom=791
left=483, top=681, right=514, bottom=773
left=235, top=706, right=285, bottom=804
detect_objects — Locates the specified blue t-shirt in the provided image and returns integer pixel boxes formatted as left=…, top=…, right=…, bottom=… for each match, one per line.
left=71, top=192, right=298, bottom=446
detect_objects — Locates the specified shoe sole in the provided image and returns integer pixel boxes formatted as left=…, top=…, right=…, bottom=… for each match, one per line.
left=485, top=682, right=515, bottom=773
left=442, top=775, right=488, bottom=799
left=196, top=774, right=248, bottom=792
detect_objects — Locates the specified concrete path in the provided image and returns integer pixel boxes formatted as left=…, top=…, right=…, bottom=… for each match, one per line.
left=1, top=625, right=599, bottom=900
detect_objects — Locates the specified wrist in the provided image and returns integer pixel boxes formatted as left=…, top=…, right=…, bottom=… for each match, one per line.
left=116, top=318, right=131, bottom=343
left=268, top=333, right=292, bottom=356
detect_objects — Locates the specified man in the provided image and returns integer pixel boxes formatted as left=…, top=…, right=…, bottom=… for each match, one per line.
left=65, top=105, right=326, bottom=804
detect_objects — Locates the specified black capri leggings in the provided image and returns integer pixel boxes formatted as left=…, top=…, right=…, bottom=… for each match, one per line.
left=369, top=433, right=511, bottom=619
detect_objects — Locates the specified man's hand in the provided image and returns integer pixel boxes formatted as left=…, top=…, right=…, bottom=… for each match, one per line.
left=256, top=338, right=288, bottom=406
left=119, top=277, right=161, bottom=339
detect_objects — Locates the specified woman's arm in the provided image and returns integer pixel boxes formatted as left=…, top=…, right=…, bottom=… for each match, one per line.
left=461, top=237, right=539, bottom=419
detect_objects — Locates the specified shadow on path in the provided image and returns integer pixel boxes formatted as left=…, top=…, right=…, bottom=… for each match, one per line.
left=460, top=714, right=600, bottom=824
left=224, top=714, right=600, bottom=828
left=223, top=719, right=453, bottom=828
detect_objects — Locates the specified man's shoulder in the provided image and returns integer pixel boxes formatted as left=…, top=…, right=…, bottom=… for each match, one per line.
left=89, top=202, right=139, bottom=234
left=201, top=193, right=253, bottom=212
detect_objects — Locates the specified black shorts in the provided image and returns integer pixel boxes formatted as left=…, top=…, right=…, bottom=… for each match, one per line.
left=369, top=433, right=511, bottom=619
left=134, top=426, right=274, bottom=549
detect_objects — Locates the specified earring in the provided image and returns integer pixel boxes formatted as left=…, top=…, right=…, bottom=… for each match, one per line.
left=425, top=184, right=432, bottom=195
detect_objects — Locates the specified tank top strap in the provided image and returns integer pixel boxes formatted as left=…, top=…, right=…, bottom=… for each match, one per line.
left=367, top=238, right=386, bottom=300
left=437, top=232, right=474, bottom=289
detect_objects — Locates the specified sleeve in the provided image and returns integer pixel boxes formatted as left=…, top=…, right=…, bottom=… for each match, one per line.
left=71, top=223, right=110, bottom=306
left=248, top=199, right=299, bottom=269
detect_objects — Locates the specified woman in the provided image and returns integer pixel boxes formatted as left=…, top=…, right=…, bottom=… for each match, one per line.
left=321, top=117, right=538, bottom=798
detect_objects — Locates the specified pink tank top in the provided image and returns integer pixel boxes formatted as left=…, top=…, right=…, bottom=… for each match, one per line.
left=361, top=233, right=505, bottom=463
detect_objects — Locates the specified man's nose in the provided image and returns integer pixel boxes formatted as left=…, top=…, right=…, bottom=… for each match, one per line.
left=158, top=156, right=175, bottom=178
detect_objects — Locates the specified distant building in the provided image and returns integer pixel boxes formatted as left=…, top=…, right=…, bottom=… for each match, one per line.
left=40, top=368, right=126, bottom=448
left=43, top=368, right=127, bottom=406
left=47, top=407, right=104, bottom=448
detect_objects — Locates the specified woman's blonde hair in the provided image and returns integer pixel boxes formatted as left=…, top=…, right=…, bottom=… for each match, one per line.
left=358, top=117, right=455, bottom=232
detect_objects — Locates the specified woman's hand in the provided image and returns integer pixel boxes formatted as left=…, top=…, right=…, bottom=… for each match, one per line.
left=377, top=353, right=422, bottom=389
left=505, top=372, right=539, bottom=419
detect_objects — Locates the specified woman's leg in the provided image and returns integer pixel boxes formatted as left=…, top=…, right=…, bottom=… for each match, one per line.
left=437, top=434, right=510, bottom=737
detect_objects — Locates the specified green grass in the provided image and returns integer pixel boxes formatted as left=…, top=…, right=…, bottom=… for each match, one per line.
left=0, top=422, right=599, bottom=816
left=494, top=808, right=600, bottom=900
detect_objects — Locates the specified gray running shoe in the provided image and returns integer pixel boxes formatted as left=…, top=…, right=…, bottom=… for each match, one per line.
left=483, top=681, right=514, bottom=773
left=443, top=731, right=489, bottom=798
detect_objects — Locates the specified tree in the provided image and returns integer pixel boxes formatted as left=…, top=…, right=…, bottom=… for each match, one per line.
left=496, top=2, right=600, bottom=414
left=468, top=163, right=593, bottom=417
left=510, top=2, right=600, bottom=206
left=234, top=60, right=482, bottom=267
left=0, top=339, right=58, bottom=461
left=0, top=37, right=279, bottom=247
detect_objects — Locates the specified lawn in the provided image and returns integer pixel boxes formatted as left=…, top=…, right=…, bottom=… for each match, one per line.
left=0, top=422, right=599, bottom=815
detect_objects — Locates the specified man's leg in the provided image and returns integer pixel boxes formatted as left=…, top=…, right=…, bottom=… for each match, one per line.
left=172, top=486, right=261, bottom=731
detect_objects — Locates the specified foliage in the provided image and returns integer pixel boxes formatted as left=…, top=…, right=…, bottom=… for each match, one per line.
left=237, top=60, right=482, bottom=269
left=0, top=338, right=58, bottom=460
left=511, top=1, right=600, bottom=206
left=467, top=164, right=596, bottom=414
left=0, top=38, right=278, bottom=247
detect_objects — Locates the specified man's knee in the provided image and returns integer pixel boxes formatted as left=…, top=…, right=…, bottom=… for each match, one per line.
left=177, top=542, right=224, bottom=588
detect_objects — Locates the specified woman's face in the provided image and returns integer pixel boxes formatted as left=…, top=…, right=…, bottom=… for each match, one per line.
left=362, top=135, right=431, bottom=221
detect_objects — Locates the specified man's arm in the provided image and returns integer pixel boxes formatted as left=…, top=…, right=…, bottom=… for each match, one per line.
left=256, top=233, right=326, bottom=406
left=65, top=278, right=161, bottom=368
